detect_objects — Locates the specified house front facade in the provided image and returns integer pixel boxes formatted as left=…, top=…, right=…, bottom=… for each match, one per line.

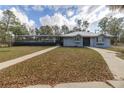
left=62, top=31, right=112, bottom=48
left=14, top=31, right=112, bottom=48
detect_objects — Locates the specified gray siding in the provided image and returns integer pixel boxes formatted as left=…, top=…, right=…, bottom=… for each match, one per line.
left=63, top=37, right=83, bottom=47
left=94, top=37, right=111, bottom=48
left=104, top=37, right=111, bottom=48
left=63, top=37, right=75, bottom=46
left=63, top=36, right=111, bottom=48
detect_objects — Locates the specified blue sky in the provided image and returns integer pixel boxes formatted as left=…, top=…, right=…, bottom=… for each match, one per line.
left=0, top=5, right=123, bottom=32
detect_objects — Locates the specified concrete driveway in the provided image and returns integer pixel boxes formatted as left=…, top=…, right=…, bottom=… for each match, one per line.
left=89, top=47, right=124, bottom=80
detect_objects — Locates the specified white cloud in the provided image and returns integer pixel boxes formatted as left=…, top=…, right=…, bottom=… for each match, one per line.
left=22, top=5, right=44, bottom=12
left=108, top=10, right=124, bottom=18
left=0, top=7, right=35, bottom=32
left=88, top=6, right=110, bottom=23
left=40, top=6, right=107, bottom=31
left=40, top=13, right=68, bottom=27
left=47, top=5, right=74, bottom=11
left=1, top=5, right=124, bottom=33
left=40, top=13, right=76, bottom=30
left=73, top=6, right=107, bottom=24
left=0, top=9, right=3, bottom=20
left=40, top=5, right=124, bottom=32
left=64, top=6, right=101, bottom=24
left=77, top=5, right=91, bottom=15
left=32, top=6, right=44, bottom=11
left=10, top=7, right=35, bottom=30
left=87, top=6, right=105, bottom=18
left=67, top=10, right=74, bottom=17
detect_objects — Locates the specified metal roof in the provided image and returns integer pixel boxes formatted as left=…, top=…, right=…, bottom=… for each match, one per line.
left=15, top=35, right=58, bottom=37
left=61, top=31, right=112, bottom=37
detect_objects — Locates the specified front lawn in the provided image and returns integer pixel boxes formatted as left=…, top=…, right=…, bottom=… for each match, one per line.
left=0, top=47, right=114, bottom=87
left=0, top=46, right=49, bottom=63
left=107, top=46, right=124, bottom=59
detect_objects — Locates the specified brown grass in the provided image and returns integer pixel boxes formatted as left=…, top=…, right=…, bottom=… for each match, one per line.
left=0, top=47, right=114, bottom=88
left=0, top=46, right=49, bottom=63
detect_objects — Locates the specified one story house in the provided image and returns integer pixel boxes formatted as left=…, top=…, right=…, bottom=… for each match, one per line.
left=61, top=31, right=112, bottom=48
left=14, top=31, right=112, bottom=48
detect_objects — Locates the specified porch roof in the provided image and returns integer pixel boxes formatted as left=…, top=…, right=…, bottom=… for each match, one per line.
left=15, top=35, right=58, bottom=37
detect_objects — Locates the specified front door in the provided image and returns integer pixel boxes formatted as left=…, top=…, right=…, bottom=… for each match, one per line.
left=83, top=37, right=90, bottom=46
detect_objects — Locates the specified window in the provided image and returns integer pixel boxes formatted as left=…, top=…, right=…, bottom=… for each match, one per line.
left=75, top=35, right=81, bottom=41
left=96, top=36, right=104, bottom=43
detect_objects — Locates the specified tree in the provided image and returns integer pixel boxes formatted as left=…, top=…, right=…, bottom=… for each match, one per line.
left=107, top=5, right=124, bottom=44
left=9, top=22, right=29, bottom=35
left=52, top=25, right=61, bottom=35
left=0, top=21, right=6, bottom=46
left=21, top=24, right=29, bottom=35
left=98, top=17, right=109, bottom=33
left=39, top=25, right=53, bottom=35
left=61, top=25, right=69, bottom=34
left=29, top=26, right=36, bottom=35
left=73, top=26, right=79, bottom=32
left=108, top=5, right=124, bottom=12
left=35, top=28, right=40, bottom=35
left=98, top=16, right=124, bottom=45
left=108, top=17, right=124, bottom=45
left=1, top=10, right=17, bottom=33
left=76, top=19, right=82, bottom=31
left=1, top=10, right=18, bottom=47
left=82, top=20, right=89, bottom=32
left=76, top=19, right=89, bottom=32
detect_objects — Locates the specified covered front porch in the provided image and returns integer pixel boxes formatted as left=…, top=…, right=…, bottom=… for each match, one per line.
left=13, top=35, right=63, bottom=46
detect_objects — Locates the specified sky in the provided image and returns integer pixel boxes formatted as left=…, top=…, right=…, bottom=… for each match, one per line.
left=0, top=5, right=124, bottom=32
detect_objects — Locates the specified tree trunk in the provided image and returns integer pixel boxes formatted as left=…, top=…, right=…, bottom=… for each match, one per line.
left=5, top=15, right=11, bottom=47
